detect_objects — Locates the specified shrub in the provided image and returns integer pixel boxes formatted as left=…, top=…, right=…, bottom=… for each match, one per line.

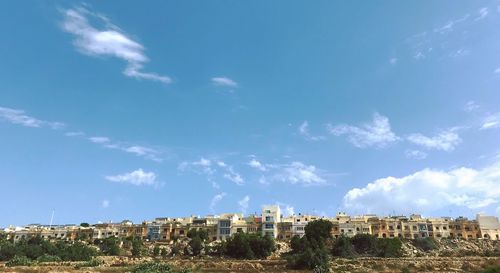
left=75, top=258, right=103, bottom=268
left=6, top=255, right=33, bottom=267
left=351, top=234, right=377, bottom=255
left=374, top=238, right=402, bottom=258
left=401, top=267, right=410, bottom=273
left=133, top=261, right=174, bottom=273
left=483, top=266, right=500, bottom=273
left=332, top=235, right=356, bottom=258
left=36, top=254, right=62, bottom=263
left=287, top=245, right=330, bottom=270
left=413, top=237, right=437, bottom=252
left=224, top=233, right=275, bottom=259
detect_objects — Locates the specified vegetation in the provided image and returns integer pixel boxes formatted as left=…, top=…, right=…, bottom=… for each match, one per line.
left=332, top=234, right=402, bottom=258
left=6, top=255, right=33, bottom=267
left=224, top=232, right=275, bottom=259
left=187, top=229, right=209, bottom=256
left=483, top=266, right=500, bottom=273
left=287, top=220, right=333, bottom=270
left=133, top=261, right=174, bottom=273
left=0, top=236, right=98, bottom=262
left=95, top=237, right=121, bottom=255
left=413, top=237, right=437, bottom=252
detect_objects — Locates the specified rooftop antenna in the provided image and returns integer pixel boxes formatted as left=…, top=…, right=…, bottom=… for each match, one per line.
left=49, top=210, right=55, bottom=228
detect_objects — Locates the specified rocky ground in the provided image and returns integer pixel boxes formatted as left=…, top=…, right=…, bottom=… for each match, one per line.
left=1, top=239, right=499, bottom=273
left=1, top=257, right=499, bottom=273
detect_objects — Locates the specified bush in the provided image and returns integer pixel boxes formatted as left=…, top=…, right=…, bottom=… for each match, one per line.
left=375, top=238, right=402, bottom=258
left=332, top=235, right=356, bottom=258
left=351, top=234, right=377, bottom=255
left=6, top=255, right=33, bottom=267
left=36, top=254, right=62, bottom=263
left=75, top=258, right=103, bottom=268
left=401, top=267, right=410, bottom=273
left=225, top=233, right=275, bottom=259
left=483, top=266, right=500, bottom=273
left=287, top=245, right=330, bottom=270
left=413, top=237, right=437, bottom=252
left=134, top=261, right=174, bottom=273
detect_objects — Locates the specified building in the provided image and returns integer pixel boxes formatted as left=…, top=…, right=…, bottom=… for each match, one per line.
left=477, top=214, right=500, bottom=240
left=262, top=205, right=280, bottom=238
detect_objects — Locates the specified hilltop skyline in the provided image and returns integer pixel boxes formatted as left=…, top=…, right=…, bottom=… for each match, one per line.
left=1, top=1, right=500, bottom=227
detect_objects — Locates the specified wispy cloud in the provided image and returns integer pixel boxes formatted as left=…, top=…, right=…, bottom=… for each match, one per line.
left=0, top=106, right=64, bottom=129
left=211, top=77, right=238, bottom=88
left=179, top=158, right=244, bottom=187
left=464, top=101, right=480, bottom=112
left=87, top=135, right=162, bottom=161
left=481, top=113, right=500, bottom=130
left=407, top=128, right=462, bottom=152
left=65, top=131, right=85, bottom=137
left=474, top=7, right=489, bottom=21
left=327, top=113, right=399, bottom=149
left=389, top=58, right=398, bottom=65
left=298, top=121, right=325, bottom=141
left=210, top=192, right=226, bottom=212
left=238, top=195, right=250, bottom=214
left=344, top=160, right=500, bottom=215
left=405, top=149, right=428, bottom=160
left=61, top=6, right=171, bottom=84
left=105, top=168, right=159, bottom=186
left=89, top=136, right=110, bottom=143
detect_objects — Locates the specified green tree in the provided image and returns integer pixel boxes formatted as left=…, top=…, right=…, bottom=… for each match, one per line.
left=131, top=237, right=143, bottom=257
left=80, top=223, right=90, bottom=227
left=304, top=220, right=333, bottom=243
left=331, top=235, right=356, bottom=258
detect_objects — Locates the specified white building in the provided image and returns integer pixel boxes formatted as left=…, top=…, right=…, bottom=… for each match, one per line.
left=262, top=205, right=280, bottom=238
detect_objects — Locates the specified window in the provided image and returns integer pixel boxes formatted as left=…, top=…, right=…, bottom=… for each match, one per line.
left=265, top=216, right=274, bottom=222
left=265, top=224, right=274, bottom=229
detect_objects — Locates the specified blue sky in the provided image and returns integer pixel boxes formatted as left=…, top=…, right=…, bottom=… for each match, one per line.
left=1, top=1, right=500, bottom=226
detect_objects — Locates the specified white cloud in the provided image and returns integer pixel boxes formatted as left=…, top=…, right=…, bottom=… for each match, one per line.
left=248, top=158, right=267, bottom=171
left=389, top=58, right=398, bottom=65
left=299, top=121, right=325, bottom=141
left=211, top=77, right=238, bottom=88
left=474, top=7, right=489, bottom=21
left=105, top=168, right=158, bottom=186
left=218, top=160, right=244, bottom=185
left=276, top=202, right=295, bottom=216
left=405, top=150, right=428, bottom=160
left=61, top=7, right=171, bottom=84
left=0, top=106, right=64, bottom=129
left=275, top=162, right=326, bottom=186
left=65, top=131, right=85, bottom=137
left=210, top=192, right=226, bottom=212
left=327, top=113, right=399, bottom=148
left=407, top=129, right=462, bottom=152
left=238, top=195, right=250, bottom=214
left=179, top=158, right=243, bottom=186
left=464, top=101, right=480, bottom=112
left=481, top=113, right=500, bottom=130
left=89, top=136, right=110, bottom=143
left=344, top=160, right=500, bottom=215
left=101, top=200, right=110, bottom=208
left=494, top=68, right=500, bottom=74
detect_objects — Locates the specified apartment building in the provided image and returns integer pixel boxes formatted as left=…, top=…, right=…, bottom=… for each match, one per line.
left=262, top=205, right=280, bottom=238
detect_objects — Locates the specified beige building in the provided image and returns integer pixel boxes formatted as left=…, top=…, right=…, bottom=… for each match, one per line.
left=477, top=214, right=500, bottom=240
